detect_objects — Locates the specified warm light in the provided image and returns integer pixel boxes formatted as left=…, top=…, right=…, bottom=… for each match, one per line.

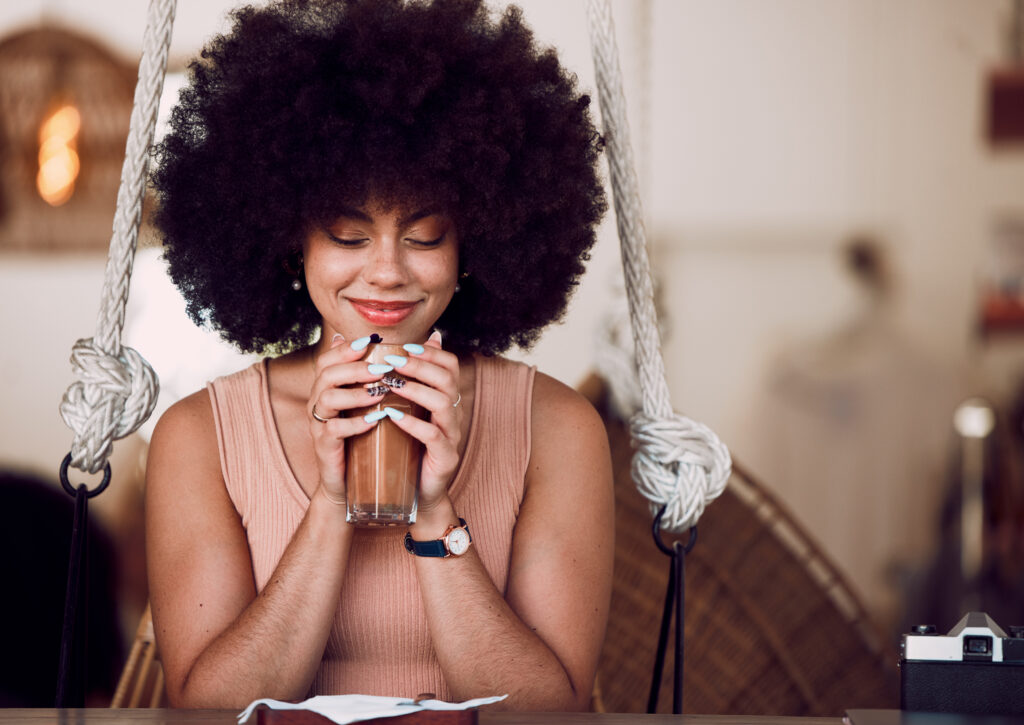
left=37, top=104, right=82, bottom=206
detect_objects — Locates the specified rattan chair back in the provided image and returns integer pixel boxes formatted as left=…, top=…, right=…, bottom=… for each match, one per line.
left=587, top=375, right=899, bottom=715
left=111, top=603, right=165, bottom=708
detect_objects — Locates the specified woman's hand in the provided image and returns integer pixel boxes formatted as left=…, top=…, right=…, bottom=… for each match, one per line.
left=379, top=331, right=463, bottom=514
left=308, top=335, right=391, bottom=500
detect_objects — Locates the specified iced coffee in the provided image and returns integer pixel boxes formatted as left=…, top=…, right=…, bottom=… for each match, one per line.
left=345, top=343, right=424, bottom=525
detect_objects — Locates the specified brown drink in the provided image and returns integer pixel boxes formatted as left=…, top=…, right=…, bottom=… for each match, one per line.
left=344, top=343, right=425, bottom=526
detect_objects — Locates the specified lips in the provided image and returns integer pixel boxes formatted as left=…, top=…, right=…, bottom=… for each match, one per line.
left=348, top=298, right=419, bottom=326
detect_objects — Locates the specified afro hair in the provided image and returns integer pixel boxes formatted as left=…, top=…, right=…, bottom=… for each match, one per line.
left=152, top=0, right=606, bottom=356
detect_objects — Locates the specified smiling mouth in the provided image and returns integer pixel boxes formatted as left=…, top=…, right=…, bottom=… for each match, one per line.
left=348, top=298, right=418, bottom=325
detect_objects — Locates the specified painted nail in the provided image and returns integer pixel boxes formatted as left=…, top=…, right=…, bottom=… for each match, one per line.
left=383, top=406, right=405, bottom=421
left=428, top=329, right=443, bottom=346
left=351, top=336, right=372, bottom=351
left=332, top=333, right=345, bottom=344
left=402, top=343, right=425, bottom=355
left=364, top=410, right=388, bottom=423
left=364, top=384, right=389, bottom=397
left=381, top=374, right=405, bottom=389
left=367, top=363, right=394, bottom=375
left=383, top=355, right=407, bottom=368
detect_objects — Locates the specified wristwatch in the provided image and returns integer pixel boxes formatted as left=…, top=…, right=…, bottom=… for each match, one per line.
left=404, top=518, right=472, bottom=557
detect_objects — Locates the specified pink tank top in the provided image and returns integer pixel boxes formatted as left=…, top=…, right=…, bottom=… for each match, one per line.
left=207, top=355, right=534, bottom=699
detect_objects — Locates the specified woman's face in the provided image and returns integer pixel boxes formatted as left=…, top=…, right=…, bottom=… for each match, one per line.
left=302, top=202, right=458, bottom=345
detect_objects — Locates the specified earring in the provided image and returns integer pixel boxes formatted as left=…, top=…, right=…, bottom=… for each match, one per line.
left=284, top=252, right=304, bottom=291
left=455, top=270, right=469, bottom=293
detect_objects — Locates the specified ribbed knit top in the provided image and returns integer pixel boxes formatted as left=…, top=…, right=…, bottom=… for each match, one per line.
left=206, top=354, right=535, bottom=700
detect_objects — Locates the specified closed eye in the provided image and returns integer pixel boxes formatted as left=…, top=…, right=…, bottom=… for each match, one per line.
left=325, top=231, right=369, bottom=248
left=406, top=233, right=446, bottom=248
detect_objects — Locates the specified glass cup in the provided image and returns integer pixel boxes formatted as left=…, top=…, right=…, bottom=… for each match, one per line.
left=344, top=343, right=424, bottom=526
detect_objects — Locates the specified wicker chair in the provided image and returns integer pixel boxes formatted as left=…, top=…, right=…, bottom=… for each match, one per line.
left=585, top=374, right=900, bottom=715
left=111, top=603, right=165, bottom=708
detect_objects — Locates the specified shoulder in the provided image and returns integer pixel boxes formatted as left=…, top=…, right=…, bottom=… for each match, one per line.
left=146, top=389, right=236, bottom=537
left=527, top=371, right=610, bottom=482
left=149, top=388, right=218, bottom=465
left=531, top=371, right=605, bottom=437
left=473, top=356, right=607, bottom=454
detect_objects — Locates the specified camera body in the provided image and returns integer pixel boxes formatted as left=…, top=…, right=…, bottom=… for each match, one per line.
left=900, top=612, right=1024, bottom=716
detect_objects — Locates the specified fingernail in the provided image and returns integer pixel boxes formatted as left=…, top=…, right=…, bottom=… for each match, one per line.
left=364, top=410, right=388, bottom=423
left=364, top=384, right=389, bottom=397
left=381, top=374, right=405, bottom=388
left=367, top=363, right=394, bottom=375
left=402, top=343, right=425, bottom=355
left=428, top=329, right=443, bottom=345
left=383, top=406, right=405, bottom=421
left=332, top=333, right=345, bottom=343
left=383, top=355, right=407, bottom=368
left=351, top=336, right=372, bottom=351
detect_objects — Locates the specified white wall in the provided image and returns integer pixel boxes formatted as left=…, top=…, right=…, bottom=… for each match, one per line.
left=3, top=0, right=1024, bottom=629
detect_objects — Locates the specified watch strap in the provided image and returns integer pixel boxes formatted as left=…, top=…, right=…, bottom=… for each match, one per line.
left=405, top=518, right=469, bottom=557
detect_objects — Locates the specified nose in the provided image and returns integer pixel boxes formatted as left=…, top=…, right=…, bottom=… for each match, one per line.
left=362, top=238, right=408, bottom=288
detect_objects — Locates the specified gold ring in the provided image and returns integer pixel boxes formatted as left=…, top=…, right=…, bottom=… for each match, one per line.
left=311, top=404, right=331, bottom=423
left=452, top=393, right=462, bottom=409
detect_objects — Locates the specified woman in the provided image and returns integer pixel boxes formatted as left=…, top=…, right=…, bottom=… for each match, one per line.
left=145, top=0, right=613, bottom=710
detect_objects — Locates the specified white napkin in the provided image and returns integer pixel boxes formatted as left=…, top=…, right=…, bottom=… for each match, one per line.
left=238, top=693, right=508, bottom=725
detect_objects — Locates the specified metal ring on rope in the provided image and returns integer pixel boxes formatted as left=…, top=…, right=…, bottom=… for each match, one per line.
left=652, top=504, right=697, bottom=557
left=59, top=453, right=111, bottom=499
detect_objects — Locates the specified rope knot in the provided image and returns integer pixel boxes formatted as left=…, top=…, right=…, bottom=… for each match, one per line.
left=59, top=338, right=159, bottom=474
left=629, top=411, right=732, bottom=533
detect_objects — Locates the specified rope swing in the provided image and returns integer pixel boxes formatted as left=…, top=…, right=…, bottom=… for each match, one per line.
left=58, top=0, right=175, bottom=476
left=55, top=0, right=729, bottom=710
left=586, top=0, right=731, bottom=712
left=585, top=0, right=730, bottom=533
left=55, top=0, right=176, bottom=707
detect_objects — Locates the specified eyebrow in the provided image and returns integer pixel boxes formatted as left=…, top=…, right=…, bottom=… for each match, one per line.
left=334, top=205, right=373, bottom=223
left=399, top=205, right=442, bottom=226
left=333, top=204, right=443, bottom=227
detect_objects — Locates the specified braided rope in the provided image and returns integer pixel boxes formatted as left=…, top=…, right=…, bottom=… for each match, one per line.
left=586, top=0, right=731, bottom=532
left=59, top=0, right=176, bottom=474
left=592, top=277, right=642, bottom=419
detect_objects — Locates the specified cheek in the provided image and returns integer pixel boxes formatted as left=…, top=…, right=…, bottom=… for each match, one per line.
left=305, top=247, right=359, bottom=287
left=434, top=247, right=460, bottom=289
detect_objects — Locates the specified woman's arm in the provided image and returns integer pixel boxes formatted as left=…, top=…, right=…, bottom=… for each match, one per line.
left=147, top=337, right=391, bottom=707
left=406, top=372, right=615, bottom=710
left=146, top=390, right=355, bottom=708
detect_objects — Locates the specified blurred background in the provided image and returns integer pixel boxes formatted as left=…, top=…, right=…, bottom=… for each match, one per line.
left=1, top=0, right=1023, bottom=711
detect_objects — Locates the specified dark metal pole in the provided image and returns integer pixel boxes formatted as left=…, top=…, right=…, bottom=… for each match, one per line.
left=646, top=555, right=675, bottom=712
left=673, top=539, right=686, bottom=713
left=648, top=505, right=697, bottom=714
left=55, top=454, right=110, bottom=707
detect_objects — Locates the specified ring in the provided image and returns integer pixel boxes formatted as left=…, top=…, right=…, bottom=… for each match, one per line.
left=311, top=404, right=331, bottom=423
left=452, top=393, right=462, bottom=409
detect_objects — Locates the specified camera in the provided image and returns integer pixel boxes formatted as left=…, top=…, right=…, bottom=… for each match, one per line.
left=900, top=611, right=1024, bottom=716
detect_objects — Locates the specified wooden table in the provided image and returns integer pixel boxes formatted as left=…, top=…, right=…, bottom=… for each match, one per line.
left=0, top=711, right=841, bottom=725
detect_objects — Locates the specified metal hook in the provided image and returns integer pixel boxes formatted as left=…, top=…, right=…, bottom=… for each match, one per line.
left=652, top=504, right=697, bottom=556
left=59, top=452, right=111, bottom=499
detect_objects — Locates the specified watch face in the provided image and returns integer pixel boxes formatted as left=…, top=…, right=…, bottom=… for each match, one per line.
left=447, top=527, right=471, bottom=556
